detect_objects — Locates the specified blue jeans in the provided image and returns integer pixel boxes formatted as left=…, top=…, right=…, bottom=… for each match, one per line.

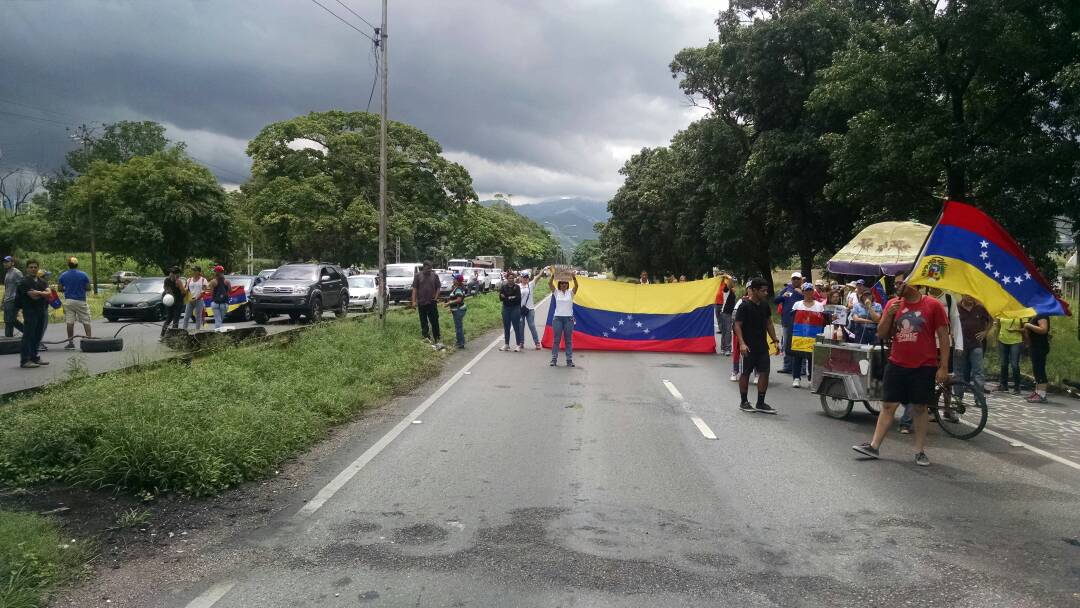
left=551, top=316, right=574, bottom=362
left=953, top=347, right=985, bottom=401
left=451, top=306, right=467, bottom=347
left=211, top=302, right=228, bottom=329
left=501, top=306, right=521, bottom=346
left=183, top=300, right=205, bottom=329
left=792, top=352, right=812, bottom=381
left=998, top=342, right=1021, bottom=390
left=522, top=307, right=539, bottom=345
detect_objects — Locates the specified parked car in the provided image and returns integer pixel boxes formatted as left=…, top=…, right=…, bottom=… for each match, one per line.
left=110, top=271, right=140, bottom=286
left=385, top=262, right=423, bottom=303
left=488, top=268, right=505, bottom=290
left=250, top=263, right=349, bottom=324
left=257, top=268, right=277, bottom=281
left=347, top=274, right=379, bottom=312
left=103, top=277, right=165, bottom=321
left=199, top=275, right=262, bottom=322
left=436, top=270, right=454, bottom=298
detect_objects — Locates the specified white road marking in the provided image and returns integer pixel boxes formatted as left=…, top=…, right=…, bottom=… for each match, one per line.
left=295, top=337, right=503, bottom=518
left=975, top=424, right=1080, bottom=472
left=662, top=379, right=684, bottom=401
left=662, top=379, right=716, bottom=440
left=183, top=580, right=236, bottom=608
left=690, top=416, right=718, bottom=440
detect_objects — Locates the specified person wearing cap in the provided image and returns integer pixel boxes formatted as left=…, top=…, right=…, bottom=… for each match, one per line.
left=3, top=255, right=24, bottom=338
left=773, top=272, right=803, bottom=375
left=445, top=273, right=468, bottom=349
left=812, top=279, right=827, bottom=303
left=161, top=266, right=186, bottom=339
left=735, top=277, right=779, bottom=413
left=208, top=265, right=232, bottom=329
left=789, top=282, right=825, bottom=389
left=57, top=256, right=92, bottom=348
left=845, top=279, right=866, bottom=309
left=183, top=266, right=208, bottom=330
left=17, top=259, right=50, bottom=368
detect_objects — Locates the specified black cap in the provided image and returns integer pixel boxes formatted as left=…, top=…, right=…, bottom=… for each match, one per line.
left=749, top=277, right=770, bottom=289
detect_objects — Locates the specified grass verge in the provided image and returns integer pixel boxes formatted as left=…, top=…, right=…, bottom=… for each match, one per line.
left=0, top=510, right=90, bottom=608
left=982, top=299, right=1079, bottom=388
left=0, top=292, right=507, bottom=498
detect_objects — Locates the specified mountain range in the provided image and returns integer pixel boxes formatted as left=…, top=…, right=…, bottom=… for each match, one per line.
left=481, top=197, right=609, bottom=252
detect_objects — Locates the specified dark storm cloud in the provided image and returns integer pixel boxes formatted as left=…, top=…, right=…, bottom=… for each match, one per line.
left=0, top=0, right=719, bottom=198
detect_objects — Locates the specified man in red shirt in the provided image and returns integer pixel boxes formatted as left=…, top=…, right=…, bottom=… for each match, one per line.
left=853, top=270, right=950, bottom=466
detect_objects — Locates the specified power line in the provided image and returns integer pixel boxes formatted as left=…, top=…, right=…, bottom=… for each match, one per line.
left=308, top=0, right=376, bottom=42
left=332, top=0, right=377, bottom=32
left=0, top=109, right=75, bottom=128
left=0, top=97, right=84, bottom=123
left=366, top=41, right=379, bottom=112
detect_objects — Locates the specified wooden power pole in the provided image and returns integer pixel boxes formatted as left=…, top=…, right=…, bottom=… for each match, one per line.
left=377, top=0, right=389, bottom=324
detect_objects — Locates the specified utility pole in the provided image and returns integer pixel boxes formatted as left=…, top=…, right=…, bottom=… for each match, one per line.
left=395, top=236, right=400, bottom=263
left=71, top=126, right=100, bottom=295
left=376, top=0, right=389, bottom=324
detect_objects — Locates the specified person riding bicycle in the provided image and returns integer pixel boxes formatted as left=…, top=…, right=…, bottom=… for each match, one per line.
left=853, top=271, right=950, bottom=467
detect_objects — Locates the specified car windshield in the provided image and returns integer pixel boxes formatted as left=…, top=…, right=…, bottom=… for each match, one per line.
left=272, top=266, right=317, bottom=280
left=123, top=279, right=164, bottom=294
left=349, top=277, right=375, bottom=288
left=386, top=266, right=416, bottom=277
left=258, top=269, right=275, bottom=277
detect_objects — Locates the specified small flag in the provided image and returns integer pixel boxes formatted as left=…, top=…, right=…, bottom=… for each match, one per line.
left=870, top=278, right=887, bottom=305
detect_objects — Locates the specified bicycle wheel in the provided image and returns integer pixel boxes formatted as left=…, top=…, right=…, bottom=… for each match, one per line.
left=934, top=381, right=988, bottom=440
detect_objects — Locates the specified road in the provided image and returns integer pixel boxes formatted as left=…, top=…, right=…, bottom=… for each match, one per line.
left=0, top=311, right=360, bottom=397
left=107, top=305, right=1078, bottom=607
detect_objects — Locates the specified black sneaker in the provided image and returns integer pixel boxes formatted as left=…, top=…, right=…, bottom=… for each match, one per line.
left=64, top=342, right=76, bottom=350
left=567, top=361, right=575, bottom=368
left=739, top=401, right=754, bottom=413
left=914, top=452, right=930, bottom=467
left=853, top=442, right=879, bottom=459
left=550, top=360, right=557, bottom=367
left=755, top=403, right=777, bottom=415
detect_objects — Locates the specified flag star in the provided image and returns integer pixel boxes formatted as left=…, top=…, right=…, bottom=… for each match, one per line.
left=985, top=262, right=993, bottom=270
left=979, top=251, right=988, bottom=260
left=1014, top=276, right=1023, bottom=284
left=602, top=332, right=608, bottom=338
left=643, top=328, right=650, bottom=334
left=636, top=321, right=643, bottom=328
left=993, top=271, right=1000, bottom=278
left=1024, top=272, right=1031, bottom=279
left=626, top=314, right=633, bottom=320
left=1002, top=276, right=1011, bottom=284
left=980, top=240, right=989, bottom=248
left=610, top=326, right=617, bottom=333
left=618, top=319, right=625, bottom=326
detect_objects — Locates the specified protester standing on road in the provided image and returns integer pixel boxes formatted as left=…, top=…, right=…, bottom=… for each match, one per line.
left=57, top=256, right=92, bottom=349
left=411, top=261, right=444, bottom=349
left=446, top=273, right=467, bottom=349
left=993, top=315, right=1024, bottom=394
left=498, top=272, right=523, bottom=352
left=954, top=295, right=991, bottom=405
left=853, top=270, right=949, bottom=467
left=17, top=259, right=50, bottom=368
left=729, top=282, right=751, bottom=382
left=209, top=266, right=231, bottom=329
left=774, top=272, right=802, bottom=375
left=548, top=272, right=578, bottom=367
left=1024, top=315, right=1051, bottom=403
left=161, top=266, right=186, bottom=339
left=735, top=277, right=779, bottom=414
left=639, top=271, right=650, bottom=285
left=3, top=255, right=24, bottom=337
left=789, top=282, right=825, bottom=389
left=716, top=276, right=736, bottom=356
left=183, top=266, right=208, bottom=330
left=518, top=271, right=542, bottom=349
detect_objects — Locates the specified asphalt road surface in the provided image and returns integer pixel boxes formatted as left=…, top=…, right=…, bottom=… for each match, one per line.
left=125, top=309, right=1080, bottom=607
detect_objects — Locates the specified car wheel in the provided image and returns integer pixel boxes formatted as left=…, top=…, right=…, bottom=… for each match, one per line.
left=242, top=304, right=252, bottom=322
left=81, top=337, right=124, bottom=353
left=308, top=297, right=322, bottom=322
left=154, top=304, right=165, bottom=321
left=254, top=311, right=268, bottom=325
left=336, top=293, right=348, bottom=318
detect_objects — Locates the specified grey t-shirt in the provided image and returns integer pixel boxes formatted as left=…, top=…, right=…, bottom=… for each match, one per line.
left=3, top=267, right=23, bottom=303
left=412, top=270, right=441, bottom=305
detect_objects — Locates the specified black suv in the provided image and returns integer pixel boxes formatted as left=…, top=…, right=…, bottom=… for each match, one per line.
left=250, top=263, right=349, bottom=324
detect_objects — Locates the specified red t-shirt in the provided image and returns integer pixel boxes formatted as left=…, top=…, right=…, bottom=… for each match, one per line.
left=885, top=295, right=948, bottom=368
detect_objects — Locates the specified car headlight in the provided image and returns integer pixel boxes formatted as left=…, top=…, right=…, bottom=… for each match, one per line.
left=104, top=301, right=113, bottom=307
left=292, top=286, right=309, bottom=294
left=252, top=285, right=264, bottom=294
left=136, top=301, right=149, bottom=307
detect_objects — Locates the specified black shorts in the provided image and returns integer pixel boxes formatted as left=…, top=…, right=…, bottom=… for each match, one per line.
left=882, top=363, right=937, bottom=405
left=741, top=349, right=770, bottom=376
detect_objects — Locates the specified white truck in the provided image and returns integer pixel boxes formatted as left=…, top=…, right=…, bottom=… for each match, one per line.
left=385, top=262, right=423, bottom=303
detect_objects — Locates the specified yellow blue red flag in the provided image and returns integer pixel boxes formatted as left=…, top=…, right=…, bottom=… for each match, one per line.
left=907, top=200, right=1070, bottom=318
left=542, top=277, right=722, bottom=353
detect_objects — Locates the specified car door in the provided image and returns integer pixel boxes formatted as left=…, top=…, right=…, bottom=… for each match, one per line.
left=325, top=266, right=344, bottom=307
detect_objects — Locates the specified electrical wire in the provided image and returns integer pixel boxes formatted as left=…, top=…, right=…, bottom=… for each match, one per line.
left=0, top=109, right=74, bottom=128
left=332, top=0, right=378, bottom=32
left=308, top=0, right=376, bottom=42
left=366, top=41, right=379, bottom=112
left=0, top=97, right=84, bottom=123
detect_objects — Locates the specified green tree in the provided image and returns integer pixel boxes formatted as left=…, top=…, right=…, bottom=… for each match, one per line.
left=571, top=239, right=605, bottom=273
left=64, top=149, right=232, bottom=272
left=0, top=206, right=56, bottom=256
left=242, top=111, right=476, bottom=264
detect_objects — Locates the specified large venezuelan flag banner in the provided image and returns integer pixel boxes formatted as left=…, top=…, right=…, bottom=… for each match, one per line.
left=907, top=201, right=1070, bottom=318
left=541, top=277, right=721, bottom=353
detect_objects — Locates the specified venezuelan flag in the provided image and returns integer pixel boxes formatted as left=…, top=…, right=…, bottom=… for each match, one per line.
left=790, top=307, right=825, bottom=352
left=541, top=277, right=721, bottom=353
left=907, top=201, right=1070, bottom=318
left=202, top=285, right=249, bottom=316
left=871, top=278, right=887, bottom=305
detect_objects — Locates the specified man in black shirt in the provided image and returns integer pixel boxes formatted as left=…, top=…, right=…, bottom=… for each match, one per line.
left=17, top=259, right=51, bottom=368
left=734, top=277, right=779, bottom=413
left=411, top=261, right=444, bottom=349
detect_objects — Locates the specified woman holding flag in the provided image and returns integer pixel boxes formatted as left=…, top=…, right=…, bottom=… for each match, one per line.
left=547, top=271, right=579, bottom=367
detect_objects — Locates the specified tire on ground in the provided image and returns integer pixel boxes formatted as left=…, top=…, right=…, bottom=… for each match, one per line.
left=0, top=337, right=21, bottom=355
left=80, top=337, right=124, bottom=353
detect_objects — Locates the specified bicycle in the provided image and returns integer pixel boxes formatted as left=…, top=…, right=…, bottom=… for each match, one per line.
left=929, top=378, right=988, bottom=440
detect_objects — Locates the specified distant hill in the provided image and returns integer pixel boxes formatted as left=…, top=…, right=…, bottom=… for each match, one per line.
left=481, top=197, right=609, bottom=252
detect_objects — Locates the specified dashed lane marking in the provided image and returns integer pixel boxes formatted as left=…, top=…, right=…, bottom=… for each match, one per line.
left=183, top=580, right=236, bottom=608
left=662, top=379, right=717, bottom=440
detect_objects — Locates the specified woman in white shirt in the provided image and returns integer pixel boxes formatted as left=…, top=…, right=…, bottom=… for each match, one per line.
left=183, top=266, right=208, bottom=330
left=518, top=271, right=542, bottom=350
left=547, top=271, right=579, bottom=367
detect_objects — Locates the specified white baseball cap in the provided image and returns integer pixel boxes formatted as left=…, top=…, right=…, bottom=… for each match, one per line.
left=791, top=271, right=803, bottom=279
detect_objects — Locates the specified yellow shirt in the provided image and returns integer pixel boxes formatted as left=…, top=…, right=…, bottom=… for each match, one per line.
left=996, top=316, right=1024, bottom=345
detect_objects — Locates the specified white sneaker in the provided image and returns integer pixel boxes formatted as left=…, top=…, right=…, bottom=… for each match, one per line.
left=499, top=345, right=509, bottom=352
left=729, top=373, right=738, bottom=382
left=513, top=345, right=521, bottom=352
left=752, top=374, right=759, bottom=383
left=792, top=379, right=800, bottom=388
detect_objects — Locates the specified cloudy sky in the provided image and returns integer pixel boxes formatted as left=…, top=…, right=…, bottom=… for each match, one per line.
left=1, top=0, right=719, bottom=203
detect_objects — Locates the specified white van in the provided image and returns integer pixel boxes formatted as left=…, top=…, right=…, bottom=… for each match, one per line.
left=447, top=258, right=473, bottom=274
left=385, top=263, right=423, bottom=303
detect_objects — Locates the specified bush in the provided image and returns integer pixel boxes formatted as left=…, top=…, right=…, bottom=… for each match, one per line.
left=0, top=511, right=90, bottom=608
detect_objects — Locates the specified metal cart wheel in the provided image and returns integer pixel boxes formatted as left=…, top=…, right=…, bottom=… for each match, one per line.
left=819, top=394, right=855, bottom=419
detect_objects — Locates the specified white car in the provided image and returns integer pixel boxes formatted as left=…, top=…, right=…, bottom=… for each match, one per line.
left=385, top=262, right=423, bottom=303
left=347, top=274, right=379, bottom=311
left=488, top=268, right=504, bottom=290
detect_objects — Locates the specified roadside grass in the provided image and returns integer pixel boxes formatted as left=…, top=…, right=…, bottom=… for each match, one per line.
left=0, top=292, right=506, bottom=499
left=0, top=510, right=90, bottom=608
left=983, top=299, right=1080, bottom=388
